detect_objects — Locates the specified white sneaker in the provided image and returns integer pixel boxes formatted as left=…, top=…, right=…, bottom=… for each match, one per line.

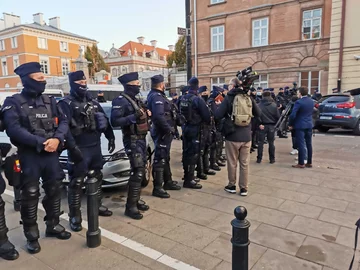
left=304, top=160, right=308, bottom=164
left=290, top=149, right=298, bottom=155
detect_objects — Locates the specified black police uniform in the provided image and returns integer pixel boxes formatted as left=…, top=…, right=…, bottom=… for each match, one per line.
left=147, top=76, right=182, bottom=199
left=276, top=90, right=288, bottom=138
left=171, top=95, right=181, bottom=140
left=58, top=71, right=115, bottom=232
left=179, top=80, right=211, bottom=189
left=111, top=72, right=150, bottom=220
left=2, top=62, right=71, bottom=254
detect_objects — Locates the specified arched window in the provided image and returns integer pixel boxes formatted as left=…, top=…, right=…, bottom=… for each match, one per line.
left=112, top=68, right=118, bottom=77
left=4, top=83, right=10, bottom=89
left=16, top=82, right=22, bottom=89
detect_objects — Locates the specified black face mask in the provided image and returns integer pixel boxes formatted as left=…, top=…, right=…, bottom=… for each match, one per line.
left=201, top=95, right=209, bottom=102
left=124, top=85, right=141, bottom=96
left=21, top=76, right=46, bottom=97
left=279, top=92, right=284, bottom=96
left=70, top=81, right=87, bottom=99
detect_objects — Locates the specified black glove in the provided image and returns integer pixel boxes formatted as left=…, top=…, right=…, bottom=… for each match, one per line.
left=135, top=110, right=143, bottom=120
left=69, top=146, right=83, bottom=164
left=169, top=127, right=175, bottom=135
left=108, top=139, right=115, bottom=154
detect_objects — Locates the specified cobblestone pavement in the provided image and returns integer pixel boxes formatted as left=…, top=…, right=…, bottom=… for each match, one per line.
left=1, top=130, right=360, bottom=270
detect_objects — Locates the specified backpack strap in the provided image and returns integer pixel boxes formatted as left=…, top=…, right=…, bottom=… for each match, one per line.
left=120, top=92, right=140, bottom=111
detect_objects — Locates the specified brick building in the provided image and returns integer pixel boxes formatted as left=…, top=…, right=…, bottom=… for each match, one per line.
left=0, top=12, right=96, bottom=91
left=191, top=0, right=332, bottom=94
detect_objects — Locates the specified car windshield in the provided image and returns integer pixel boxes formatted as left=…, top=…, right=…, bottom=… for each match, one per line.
left=102, top=106, right=112, bottom=118
left=322, top=96, right=351, bottom=103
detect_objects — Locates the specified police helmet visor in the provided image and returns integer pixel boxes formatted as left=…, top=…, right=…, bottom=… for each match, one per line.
left=29, top=72, right=45, bottom=82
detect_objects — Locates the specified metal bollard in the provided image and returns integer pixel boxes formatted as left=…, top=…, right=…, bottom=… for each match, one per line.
left=85, top=170, right=101, bottom=248
left=231, top=206, right=251, bottom=270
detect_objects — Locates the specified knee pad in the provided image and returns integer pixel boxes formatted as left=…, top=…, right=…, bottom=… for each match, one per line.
left=132, top=153, right=145, bottom=168
left=43, top=180, right=62, bottom=198
left=22, top=183, right=40, bottom=201
left=191, top=154, right=199, bottom=165
left=93, top=170, right=103, bottom=182
left=132, top=168, right=145, bottom=184
left=153, top=159, right=166, bottom=170
left=69, top=177, right=84, bottom=189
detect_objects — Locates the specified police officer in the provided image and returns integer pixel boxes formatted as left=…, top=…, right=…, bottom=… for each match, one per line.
left=170, top=93, right=181, bottom=140
left=196, top=86, right=216, bottom=179
left=179, top=77, right=211, bottom=189
left=97, top=90, right=107, bottom=103
left=58, top=71, right=115, bottom=232
left=147, top=75, right=181, bottom=199
left=311, top=88, right=322, bottom=101
left=276, top=87, right=288, bottom=138
left=256, top=87, right=263, bottom=103
left=249, top=87, right=259, bottom=152
left=111, top=72, right=150, bottom=220
left=2, top=62, right=71, bottom=254
left=0, top=144, right=19, bottom=260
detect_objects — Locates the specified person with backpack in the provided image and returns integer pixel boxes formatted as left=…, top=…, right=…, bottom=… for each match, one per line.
left=179, top=77, right=211, bottom=189
left=214, top=77, right=261, bottom=196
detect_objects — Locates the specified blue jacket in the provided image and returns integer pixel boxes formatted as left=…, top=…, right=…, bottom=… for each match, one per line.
left=289, top=96, right=314, bottom=130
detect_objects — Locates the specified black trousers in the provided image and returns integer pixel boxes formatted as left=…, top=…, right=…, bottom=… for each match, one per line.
left=257, top=125, right=276, bottom=161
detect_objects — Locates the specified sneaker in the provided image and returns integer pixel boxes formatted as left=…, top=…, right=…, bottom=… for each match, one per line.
left=224, top=185, right=236, bottom=194
left=256, top=159, right=261, bottom=164
left=270, top=160, right=275, bottom=164
left=240, top=188, right=248, bottom=196
left=290, top=149, right=298, bottom=155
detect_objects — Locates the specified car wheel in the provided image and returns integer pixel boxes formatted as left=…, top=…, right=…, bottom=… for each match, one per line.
left=141, top=149, right=152, bottom=188
left=317, top=126, right=330, bottom=133
left=353, top=120, right=360, bottom=135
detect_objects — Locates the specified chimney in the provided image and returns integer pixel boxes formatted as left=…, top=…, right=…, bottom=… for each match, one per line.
left=137, top=36, right=145, bottom=45
left=3, top=13, right=21, bottom=29
left=49, top=16, right=60, bottom=29
left=168, top=45, right=175, bottom=52
left=150, top=40, right=157, bottom=48
left=33, top=13, right=44, bottom=25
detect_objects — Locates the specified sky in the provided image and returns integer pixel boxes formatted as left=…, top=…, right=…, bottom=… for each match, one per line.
left=0, top=0, right=185, bottom=51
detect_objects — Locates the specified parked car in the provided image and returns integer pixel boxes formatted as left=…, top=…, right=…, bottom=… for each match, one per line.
left=315, top=90, right=360, bottom=135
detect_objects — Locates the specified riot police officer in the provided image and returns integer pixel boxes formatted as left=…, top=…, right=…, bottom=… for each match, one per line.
left=111, top=72, right=150, bottom=220
left=147, top=75, right=181, bottom=199
left=2, top=62, right=71, bottom=254
left=276, top=87, right=288, bottom=138
left=179, top=77, right=211, bottom=189
left=197, top=86, right=216, bottom=179
left=58, top=71, right=115, bottom=232
left=249, top=87, right=259, bottom=152
left=170, top=93, right=180, bottom=140
left=0, top=144, right=19, bottom=260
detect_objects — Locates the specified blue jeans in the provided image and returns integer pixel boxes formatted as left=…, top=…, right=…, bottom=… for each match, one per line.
left=296, top=129, right=312, bottom=165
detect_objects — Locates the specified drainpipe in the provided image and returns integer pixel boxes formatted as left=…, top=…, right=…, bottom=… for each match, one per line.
left=194, top=0, right=198, bottom=77
left=337, top=0, right=347, bottom=92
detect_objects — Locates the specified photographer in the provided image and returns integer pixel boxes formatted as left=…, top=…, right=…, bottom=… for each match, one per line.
left=215, top=77, right=261, bottom=196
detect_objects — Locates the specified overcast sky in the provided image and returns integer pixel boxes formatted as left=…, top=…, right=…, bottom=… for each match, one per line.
left=1, top=0, right=185, bottom=51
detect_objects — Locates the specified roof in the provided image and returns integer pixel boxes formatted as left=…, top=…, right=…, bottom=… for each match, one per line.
left=0, top=22, right=97, bottom=42
left=119, top=41, right=171, bottom=58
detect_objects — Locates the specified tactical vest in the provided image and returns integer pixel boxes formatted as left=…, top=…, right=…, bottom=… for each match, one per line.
left=13, top=94, right=57, bottom=139
left=179, top=95, right=201, bottom=125
left=63, top=96, right=98, bottom=137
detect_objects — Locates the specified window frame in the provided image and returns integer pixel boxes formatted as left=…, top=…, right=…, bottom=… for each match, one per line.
left=210, top=25, right=225, bottom=52
left=252, top=17, right=269, bottom=47
left=13, top=55, right=19, bottom=70
left=210, top=0, right=225, bottom=4
left=0, top=40, right=5, bottom=51
left=38, top=37, right=48, bottom=50
left=61, top=59, right=70, bottom=76
left=253, top=74, right=269, bottom=89
left=299, top=71, right=321, bottom=94
left=11, top=37, right=18, bottom=49
left=211, top=77, right=226, bottom=88
left=1, top=58, right=8, bottom=76
left=39, top=57, right=50, bottom=75
left=302, top=8, right=322, bottom=41
left=60, top=41, right=69, bottom=52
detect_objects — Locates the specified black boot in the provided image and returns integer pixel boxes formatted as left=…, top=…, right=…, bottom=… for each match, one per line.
left=96, top=175, right=113, bottom=217
left=125, top=170, right=144, bottom=220
left=197, top=156, right=207, bottom=180
left=203, top=152, right=215, bottom=175
left=163, top=161, right=181, bottom=191
left=68, top=177, right=83, bottom=232
left=210, top=147, right=221, bottom=171
left=184, top=165, right=202, bottom=189
left=26, top=239, right=41, bottom=254
left=217, top=160, right=226, bottom=167
left=0, top=197, right=19, bottom=260
left=137, top=199, right=149, bottom=211
left=152, top=160, right=170, bottom=198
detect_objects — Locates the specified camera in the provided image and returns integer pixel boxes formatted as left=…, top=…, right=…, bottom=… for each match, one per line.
left=236, top=67, right=259, bottom=89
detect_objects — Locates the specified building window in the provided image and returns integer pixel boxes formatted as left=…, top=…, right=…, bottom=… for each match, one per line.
left=254, top=74, right=269, bottom=89
left=16, top=82, right=22, bottom=89
left=210, top=0, right=224, bottom=4
left=300, top=71, right=320, bottom=94
left=0, top=40, right=5, bottom=51
left=302, top=8, right=322, bottom=40
left=211, top=77, right=225, bottom=88
left=13, top=56, right=19, bottom=69
left=211, top=25, right=225, bottom=52
left=40, top=58, right=50, bottom=74
left=11, top=37, right=18, bottom=49
left=81, top=45, right=86, bottom=55
left=62, top=60, right=69, bottom=75
left=4, top=83, right=10, bottom=89
left=252, top=18, right=269, bottom=47
left=60, top=41, right=68, bottom=52
left=1, top=59, right=8, bottom=76
left=38, top=37, right=48, bottom=49
left=111, top=68, right=118, bottom=77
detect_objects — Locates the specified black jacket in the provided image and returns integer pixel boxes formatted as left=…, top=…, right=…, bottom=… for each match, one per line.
left=259, top=97, right=280, bottom=125
left=215, top=87, right=261, bottom=142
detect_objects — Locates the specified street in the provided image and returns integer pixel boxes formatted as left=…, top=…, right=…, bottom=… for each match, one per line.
left=1, top=132, right=360, bottom=270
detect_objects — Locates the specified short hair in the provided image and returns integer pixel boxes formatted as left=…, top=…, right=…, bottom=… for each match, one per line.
left=299, top=87, right=308, bottom=96
left=151, top=82, right=163, bottom=89
left=262, top=91, right=271, bottom=98
left=229, top=77, right=241, bottom=87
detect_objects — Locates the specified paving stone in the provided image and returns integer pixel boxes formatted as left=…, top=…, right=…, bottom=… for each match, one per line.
left=278, top=200, right=323, bottom=219
left=177, top=204, right=223, bottom=226
left=128, top=212, right=185, bottom=236
left=202, top=233, right=232, bottom=262
left=336, top=226, right=359, bottom=250
left=164, top=222, right=221, bottom=250
left=150, top=197, right=193, bottom=216
left=102, top=218, right=143, bottom=238
left=248, top=206, right=295, bottom=228
left=321, top=178, right=359, bottom=192
left=249, top=243, right=268, bottom=268
left=307, top=196, right=348, bottom=211
left=245, top=193, right=285, bottom=209
left=319, top=209, right=359, bottom=229
left=250, top=224, right=306, bottom=255
left=252, top=248, right=322, bottom=270
left=209, top=197, right=258, bottom=215
left=331, top=190, right=360, bottom=204
left=287, top=216, right=339, bottom=242
left=131, top=230, right=177, bottom=255
left=207, top=212, right=234, bottom=235
left=251, top=176, right=302, bottom=191
left=248, top=183, right=274, bottom=195
left=170, top=190, right=221, bottom=207
left=287, top=175, right=324, bottom=186
left=166, top=243, right=222, bottom=270
left=296, top=236, right=359, bottom=270
left=213, top=261, right=232, bottom=270
left=0, top=256, right=52, bottom=270
left=270, top=189, right=311, bottom=203
left=296, top=184, right=335, bottom=197
left=346, top=202, right=360, bottom=216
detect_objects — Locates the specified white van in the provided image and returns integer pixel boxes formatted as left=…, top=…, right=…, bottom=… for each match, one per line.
left=44, top=89, right=64, bottom=100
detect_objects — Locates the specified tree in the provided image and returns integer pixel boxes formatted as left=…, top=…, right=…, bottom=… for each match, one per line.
left=84, top=44, right=110, bottom=77
left=167, top=36, right=186, bottom=68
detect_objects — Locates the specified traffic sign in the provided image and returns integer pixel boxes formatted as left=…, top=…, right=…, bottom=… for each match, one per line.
left=178, top=27, right=187, bottom=36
